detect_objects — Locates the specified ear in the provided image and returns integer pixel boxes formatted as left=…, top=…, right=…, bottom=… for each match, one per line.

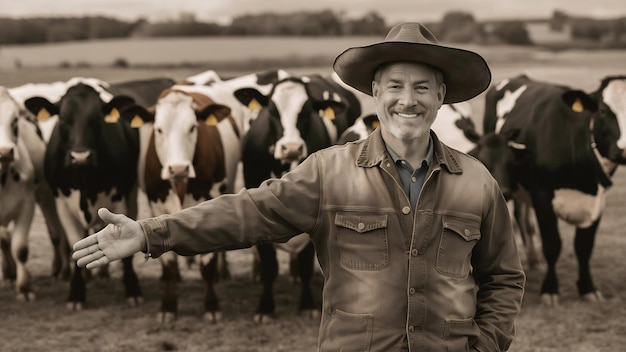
left=24, top=97, right=58, bottom=122
left=313, top=100, right=347, bottom=121
left=371, top=80, right=380, bottom=98
left=234, top=88, right=268, bottom=111
left=197, top=104, right=232, bottom=126
left=562, top=90, right=598, bottom=113
left=103, top=96, right=136, bottom=123
left=120, top=104, right=154, bottom=128
left=438, top=83, right=447, bottom=105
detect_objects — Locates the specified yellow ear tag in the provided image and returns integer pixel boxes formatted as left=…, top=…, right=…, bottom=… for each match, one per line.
left=372, top=121, right=380, bottom=129
left=323, top=107, right=335, bottom=120
left=572, top=98, right=584, bottom=113
left=105, top=108, right=120, bottom=123
left=206, top=114, right=218, bottom=126
left=130, top=115, right=144, bottom=128
left=37, top=108, right=51, bottom=121
left=248, top=98, right=261, bottom=111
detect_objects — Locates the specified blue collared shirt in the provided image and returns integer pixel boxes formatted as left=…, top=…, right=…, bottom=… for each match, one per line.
left=386, top=135, right=434, bottom=210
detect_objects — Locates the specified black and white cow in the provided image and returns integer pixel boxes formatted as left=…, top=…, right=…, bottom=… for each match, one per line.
left=22, top=81, right=171, bottom=309
left=474, top=74, right=626, bottom=305
left=121, top=86, right=242, bottom=323
left=234, top=74, right=361, bottom=322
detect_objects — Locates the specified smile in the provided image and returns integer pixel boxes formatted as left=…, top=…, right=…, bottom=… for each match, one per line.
left=395, top=112, right=418, bottom=118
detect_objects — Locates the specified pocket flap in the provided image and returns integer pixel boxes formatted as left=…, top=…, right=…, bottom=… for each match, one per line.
left=335, top=213, right=388, bottom=233
left=442, top=215, right=481, bottom=241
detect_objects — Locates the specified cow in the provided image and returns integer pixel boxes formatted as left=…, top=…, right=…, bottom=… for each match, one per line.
left=473, top=74, right=626, bottom=305
left=120, top=86, right=242, bottom=323
left=234, top=73, right=362, bottom=322
left=0, top=87, right=65, bottom=300
left=23, top=83, right=154, bottom=310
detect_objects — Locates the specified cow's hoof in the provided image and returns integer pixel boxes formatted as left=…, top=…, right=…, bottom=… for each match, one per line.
left=254, top=313, right=275, bottom=324
left=203, top=311, right=223, bottom=323
left=66, top=301, right=85, bottom=311
left=299, top=309, right=320, bottom=319
left=582, top=291, right=605, bottom=303
left=16, top=291, right=36, bottom=302
left=127, top=296, right=144, bottom=307
left=157, top=311, right=176, bottom=324
left=540, top=293, right=559, bottom=306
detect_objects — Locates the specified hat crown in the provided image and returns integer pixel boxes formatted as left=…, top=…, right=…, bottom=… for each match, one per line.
left=384, top=22, right=439, bottom=45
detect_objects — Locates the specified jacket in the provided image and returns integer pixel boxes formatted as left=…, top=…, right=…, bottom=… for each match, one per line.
left=139, top=128, right=526, bottom=351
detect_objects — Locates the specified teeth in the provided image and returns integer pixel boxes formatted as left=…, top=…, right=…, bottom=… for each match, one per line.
left=396, top=112, right=417, bottom=118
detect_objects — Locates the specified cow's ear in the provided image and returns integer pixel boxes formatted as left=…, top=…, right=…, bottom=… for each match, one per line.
left=120, top=104, right=154, bottom=128
left=103, top=96, right=136, bottom=123
left=234, top=88, right=268, bottom=111
left=362, top=114, right=380, bottom=131
left=314, top=100, right=347, bottom=121
left=24, top=97, right=58, bottom=122
left=562, top=90, right=598, bottom=113
left=197, top=104, right=232, bottom=126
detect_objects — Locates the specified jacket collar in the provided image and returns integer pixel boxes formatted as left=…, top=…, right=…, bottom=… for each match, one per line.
left=356, top=128, right=462, bottom=174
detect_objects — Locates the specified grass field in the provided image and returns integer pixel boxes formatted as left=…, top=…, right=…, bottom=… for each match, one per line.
left=1, top=38, right=626, bottom=351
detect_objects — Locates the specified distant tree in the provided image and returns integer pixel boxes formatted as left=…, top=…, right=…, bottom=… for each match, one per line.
left=438, top=11, right=484, bottom=43
left=550, top=10, right=570, bottom=31
left=342, top=11, right=388, bottom=35
left=492, top=21, right=532, bottom=45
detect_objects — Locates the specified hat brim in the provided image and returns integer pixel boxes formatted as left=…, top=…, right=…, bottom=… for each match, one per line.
left=333, top=42, right=491, bottom=104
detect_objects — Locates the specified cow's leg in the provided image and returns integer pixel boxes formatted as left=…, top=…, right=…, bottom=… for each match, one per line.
left=158, top=252, right=180, bottom=323
left=255, top=243, right=278, bottom=323
left=0, top=228, right=16, bottom=284
left=515, top=199, right=542, bottom=270
left=122, top=255, right=143, bottom=306
left=67, top=262, right=86, bottom=310
left=12, top=203, right=36, bottom=301
left=297, top=241, right=318, bottom=318
left=35, top=183, right=70, bottom=280
left=574, top=220, right=604, bottom=302
left=532, top=190, right=562, bottom=306
left=200, top=253, right=222, bottom=322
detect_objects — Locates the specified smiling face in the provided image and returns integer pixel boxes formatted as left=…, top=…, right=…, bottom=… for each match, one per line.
left=372, top=62, right=446, bottom=142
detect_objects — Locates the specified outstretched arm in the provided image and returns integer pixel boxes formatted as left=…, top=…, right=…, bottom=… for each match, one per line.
left=72, top=208, right=147, bottom=269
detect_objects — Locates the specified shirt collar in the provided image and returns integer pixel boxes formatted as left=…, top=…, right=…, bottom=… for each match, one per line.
left=385, top=135, right=434, bottom=169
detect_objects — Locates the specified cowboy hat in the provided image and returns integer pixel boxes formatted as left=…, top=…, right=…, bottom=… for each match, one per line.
left=333, top=22, right=491, bottom=104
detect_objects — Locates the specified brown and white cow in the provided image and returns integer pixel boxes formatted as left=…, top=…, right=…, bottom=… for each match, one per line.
left=122, top=86, right=242, bottom=322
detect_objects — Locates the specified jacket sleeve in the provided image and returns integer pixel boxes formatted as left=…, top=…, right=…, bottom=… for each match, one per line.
left=139, top=154, right=323, bottom=258
left=471, top=180, right=526, bottom=352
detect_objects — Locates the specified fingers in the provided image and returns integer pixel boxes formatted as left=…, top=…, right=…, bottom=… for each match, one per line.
left=73, top=235, right=98, bottom=251
left=98, top=207, right=130, bottom=225
left=75, top=248, right=109, bottom=269
left=72, top=242, right=99, bottom=261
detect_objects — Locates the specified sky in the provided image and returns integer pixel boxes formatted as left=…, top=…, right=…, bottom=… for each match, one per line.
left=4, top=0, right=626, bottom=24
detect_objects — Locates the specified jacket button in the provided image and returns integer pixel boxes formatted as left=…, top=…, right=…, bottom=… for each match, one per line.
left=357, top=222, right=365, bottom=230
left=402, top=206, right=411, bottom=214
left=410, top=248, right=418, bottom=256
left=464, top=229, right=471, bottom=236
left=409, top=287, right=416, bottom=295
left=408, top=325, right=415, bottom=332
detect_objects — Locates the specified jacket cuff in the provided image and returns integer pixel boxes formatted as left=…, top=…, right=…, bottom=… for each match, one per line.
left=473, top=332, right=500, bottom=352
left=138, top=217, right=169, bottom=259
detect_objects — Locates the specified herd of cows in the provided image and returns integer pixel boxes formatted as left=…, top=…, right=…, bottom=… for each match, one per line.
left=0, top=68, right=625, bottom=323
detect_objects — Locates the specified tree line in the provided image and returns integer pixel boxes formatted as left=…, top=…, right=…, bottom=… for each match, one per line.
left=1, top=9, right=625, bottom=48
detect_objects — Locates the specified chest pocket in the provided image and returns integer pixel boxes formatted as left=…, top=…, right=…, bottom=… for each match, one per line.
left=437, top=215, right=481, bottom=279
left=335, top=213, right=389, bottom=271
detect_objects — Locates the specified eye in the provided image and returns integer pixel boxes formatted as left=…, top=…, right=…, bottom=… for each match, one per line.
left=156, top=127, right=163, bottom=134
left=189, top=125, right=196, bottom=133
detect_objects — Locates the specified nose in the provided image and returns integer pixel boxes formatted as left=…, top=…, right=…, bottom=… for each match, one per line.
left=398, top=88, right=418, bottom=107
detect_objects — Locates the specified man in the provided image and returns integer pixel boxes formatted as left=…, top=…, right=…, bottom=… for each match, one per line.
left=73, top=22, right=525, bottom=351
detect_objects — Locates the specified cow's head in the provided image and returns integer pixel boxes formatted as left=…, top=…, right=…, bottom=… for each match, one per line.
left=235, top=76, right=347, bottom=166
left=123, top=91, right=232, bottom=183
left=25, top=83, right=135, bottom=168
left=582, top=76, right=626, bottom=166
left=0, top=87, right=30, bottom=171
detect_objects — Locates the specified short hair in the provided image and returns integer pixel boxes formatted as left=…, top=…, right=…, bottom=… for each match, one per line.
left=373, top=62, right=444, bottom=87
